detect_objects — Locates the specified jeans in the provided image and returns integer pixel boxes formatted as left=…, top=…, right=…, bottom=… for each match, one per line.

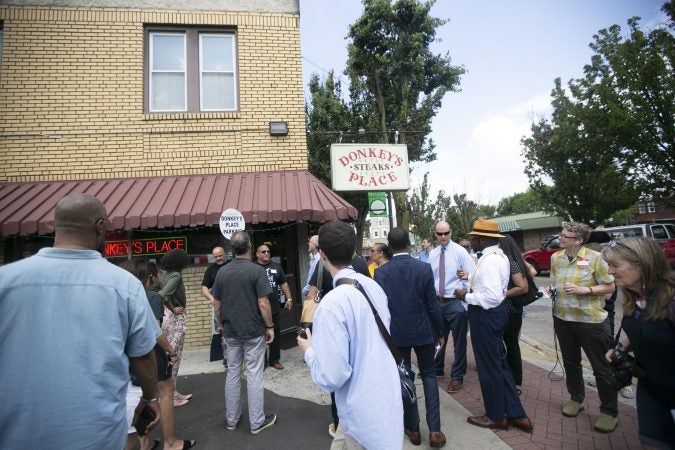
left=553, top=316, right=618, bottom=417
left=434, top=300, right=468, bottom=380
left=223, top=335, right=267, bottom=430
left=401, top=343, right=441, bottom=433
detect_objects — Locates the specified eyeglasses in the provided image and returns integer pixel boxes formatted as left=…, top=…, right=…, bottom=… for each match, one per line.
left=370, top=249, right=381, bottom=253
left=559, top=234, right=578, bottom=240
left=435, top=231, right=451, bottom=237
left=259, top=250, right=270, bottom=254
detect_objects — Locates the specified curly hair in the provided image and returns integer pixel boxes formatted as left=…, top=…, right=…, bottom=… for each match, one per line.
left=562, top=221, right=591, bottom=243
left=159, top=249, right=190, bottom=272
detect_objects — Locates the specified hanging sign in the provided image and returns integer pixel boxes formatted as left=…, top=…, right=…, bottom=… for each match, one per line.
left=330, top=143, right=410, bottom=192
left=220, top=208, right=245, bottom=239
left=368, top=192, right=388, bottom=217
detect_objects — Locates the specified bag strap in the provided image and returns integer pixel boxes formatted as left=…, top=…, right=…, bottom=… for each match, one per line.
left=315, top=260, right=324, bottom=300
left=336, top=277, right=403, bottom=365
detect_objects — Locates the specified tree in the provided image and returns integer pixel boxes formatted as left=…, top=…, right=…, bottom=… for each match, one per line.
left=522, top=78, right=640, bottom=223
left=445, top=193, right=481, bottom=239
left=346, top=0, right=465, bottom=228
left=306, top=72, right=370, bottom=251
left=496, top=189, right=549, bottom=216
left=407, top=172, right=440, bottom=238
left=581, top=6, right=674, bottom=206
left=522, top=6, right=674, bottom=219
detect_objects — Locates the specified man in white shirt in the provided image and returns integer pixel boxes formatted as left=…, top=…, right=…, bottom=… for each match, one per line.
left=302, top=235, right=320, bottom=298
left=429, top=221, right=475, bottom=393
left=297, top=220, right=403, bottom=450
left=454, top=219, right=532, bottom=433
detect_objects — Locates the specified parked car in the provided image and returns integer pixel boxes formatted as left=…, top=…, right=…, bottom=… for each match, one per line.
left=523, top=236, right=560, bottom=275
left=601, top=223, right=675, bottom=266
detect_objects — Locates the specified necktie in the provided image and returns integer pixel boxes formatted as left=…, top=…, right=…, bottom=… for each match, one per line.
left=439, top=246, right=446, bottom=296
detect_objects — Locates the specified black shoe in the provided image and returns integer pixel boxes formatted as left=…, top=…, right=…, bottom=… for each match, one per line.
left=251, top=414, right=277, bottom=435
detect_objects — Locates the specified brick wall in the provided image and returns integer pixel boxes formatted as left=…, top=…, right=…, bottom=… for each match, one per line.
left=0, top=5, right=308, bottom=182
left=182, top=265, right=212, bottom=350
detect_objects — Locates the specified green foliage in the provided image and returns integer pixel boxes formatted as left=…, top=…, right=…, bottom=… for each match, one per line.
left=446, top=193, right=482, bottom=240
left=582, top=11, right=674, bottom=206
left=305, top=72, right=370, bottom=250
left=346, top=0, right=465, bottom=227
left=496, top=189, right=549, bottom=216
left=407, top=173, right=441, bottom=238
left=522, top=8, right=674, bottom=220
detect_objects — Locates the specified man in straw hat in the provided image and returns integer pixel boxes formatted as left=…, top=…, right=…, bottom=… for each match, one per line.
left=454, top=219, right=533, bottom=433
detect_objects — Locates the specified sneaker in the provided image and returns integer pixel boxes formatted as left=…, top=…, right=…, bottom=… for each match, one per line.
left=562, top=400, right=584, bottom=417
left=328, top=423, right=336, bottom=438
left=620, top=385, right=635, bottom=399
left=251, top=414, right=277, bottom=435
left=587, top=378, right=597, bottom=387
left=593, top=414, right=618, bottom=433
left=226, top=418, right=241, bottom=431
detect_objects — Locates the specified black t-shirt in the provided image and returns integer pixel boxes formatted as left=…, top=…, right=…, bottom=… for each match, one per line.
left=255, top=260, right=287, bottom=315
left=309, top=255, right=371, bottom=295
left=201, top=261, right=228, bottom=289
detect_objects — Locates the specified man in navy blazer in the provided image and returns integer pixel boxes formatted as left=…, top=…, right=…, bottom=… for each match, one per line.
left=374, top=227, right=446, bottom=448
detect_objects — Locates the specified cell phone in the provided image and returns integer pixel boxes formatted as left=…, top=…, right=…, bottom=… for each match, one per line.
left=135, top=406, right=156, bottom=437
left=296, top=328, right=308, bottom=339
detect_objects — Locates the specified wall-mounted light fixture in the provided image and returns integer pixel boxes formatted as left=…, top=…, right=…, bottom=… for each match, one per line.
left=269, top=121, right=288, bottom=136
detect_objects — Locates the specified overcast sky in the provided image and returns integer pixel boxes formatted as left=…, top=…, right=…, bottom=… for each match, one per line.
left=299, top=0, right=667, bottom=207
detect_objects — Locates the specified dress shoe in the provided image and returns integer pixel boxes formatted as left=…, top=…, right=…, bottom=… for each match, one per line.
left=467, top=415, right=508, bottom=430
left=447, top=379, right=463, bottom=393
left=429, top=431, right=446, bottom=447
left=404, top=429, right=421, bottom=446
left=270, top=362, right=284, bottom=370
left=508, top=417, right=533, bottom=433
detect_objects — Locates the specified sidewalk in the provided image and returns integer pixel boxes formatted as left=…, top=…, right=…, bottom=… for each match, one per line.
left=436, top=334, right=643, bottom=449
left=174, top=332, right=643, bottom=449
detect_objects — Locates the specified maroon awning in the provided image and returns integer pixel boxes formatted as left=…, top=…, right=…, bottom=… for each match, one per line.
left=0, top=170, right=358, bottom=236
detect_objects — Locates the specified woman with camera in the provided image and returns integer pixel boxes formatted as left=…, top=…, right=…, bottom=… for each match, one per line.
left=602, top=237, right=675, bottom=449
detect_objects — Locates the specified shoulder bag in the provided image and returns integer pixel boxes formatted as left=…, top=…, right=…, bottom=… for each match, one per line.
left=300, top=261, right=324, bottom=327
left=336, top=277, right=417, bottom=406
left=510, top=271, right=543, bottom=308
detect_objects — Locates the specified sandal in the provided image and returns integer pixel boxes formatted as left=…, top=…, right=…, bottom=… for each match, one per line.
left=173, top=397, right=189, bottom=408
left=181, top=440, right=197, bottom=449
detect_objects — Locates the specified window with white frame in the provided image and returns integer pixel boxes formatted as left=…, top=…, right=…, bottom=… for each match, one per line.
left=647, top=201, right=655, bottom=213
left=146, top=27, right=237, bottom=113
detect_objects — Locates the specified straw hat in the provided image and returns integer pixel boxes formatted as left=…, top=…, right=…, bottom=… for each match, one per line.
left=468, top=219, right=504, bottom=238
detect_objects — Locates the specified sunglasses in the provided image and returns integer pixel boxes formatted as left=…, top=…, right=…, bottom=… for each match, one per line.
left=559, top=234, right=578, bottom=240
left=259, top=250, right=270, bottom=254
left=435, top=231, right=451, bottom=237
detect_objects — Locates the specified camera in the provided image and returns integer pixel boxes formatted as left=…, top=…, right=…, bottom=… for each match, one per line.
left=606, top=349, right=639, bottom=391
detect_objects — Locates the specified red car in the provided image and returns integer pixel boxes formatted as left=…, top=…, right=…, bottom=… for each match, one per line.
left=522, top=236, right=560, bottom=275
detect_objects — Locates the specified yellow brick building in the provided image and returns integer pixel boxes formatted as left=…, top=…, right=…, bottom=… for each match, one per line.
left=0, top=0, right=357, bottom=349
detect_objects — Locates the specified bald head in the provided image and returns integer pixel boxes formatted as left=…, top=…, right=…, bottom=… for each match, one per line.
left=54, top=194, right=108, bottom=250
left=308, top=234, right=319, bottom=253
left=55, top=194, right=107, bottom=231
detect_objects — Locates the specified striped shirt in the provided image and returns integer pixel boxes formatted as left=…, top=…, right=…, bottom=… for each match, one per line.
left=551, top=246, right=613, bottom=323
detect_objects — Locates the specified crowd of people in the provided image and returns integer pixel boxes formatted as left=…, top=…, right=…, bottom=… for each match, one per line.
left=0, top=192, right=672, bottom=449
